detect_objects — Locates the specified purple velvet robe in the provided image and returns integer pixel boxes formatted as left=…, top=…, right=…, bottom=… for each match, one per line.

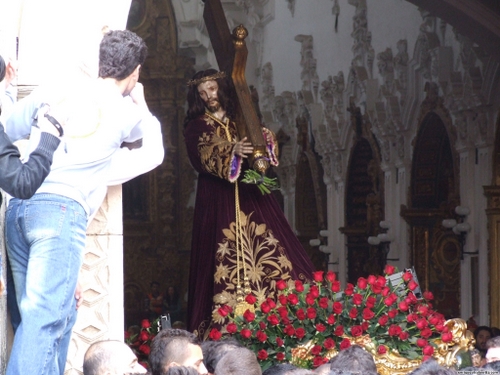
left=185, top=112, right=315, bottom=337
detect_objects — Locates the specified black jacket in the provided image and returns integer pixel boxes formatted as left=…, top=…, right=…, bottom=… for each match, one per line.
left=0, top=123, right=60, bottom=199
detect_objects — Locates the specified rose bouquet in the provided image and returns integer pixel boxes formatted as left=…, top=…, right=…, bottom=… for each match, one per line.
left=208, top=266, right=454, bottom=370
left=125, top=317, right=160, bottom=365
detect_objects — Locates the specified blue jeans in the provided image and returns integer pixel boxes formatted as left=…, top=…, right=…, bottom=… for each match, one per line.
left=6, top=194, right=87, bottom=375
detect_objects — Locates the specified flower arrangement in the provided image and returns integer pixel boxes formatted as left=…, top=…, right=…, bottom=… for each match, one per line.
left=208, top=266, right=454, bottom=371
left=125, top=318, right=160, bottom=366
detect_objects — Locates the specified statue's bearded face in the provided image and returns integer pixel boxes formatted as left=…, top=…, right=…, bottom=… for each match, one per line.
left=197, top=80, right=221, bottom=113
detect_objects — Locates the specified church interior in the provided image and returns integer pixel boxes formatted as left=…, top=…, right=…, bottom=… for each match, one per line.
left=0, top=0, right=499, bottom=373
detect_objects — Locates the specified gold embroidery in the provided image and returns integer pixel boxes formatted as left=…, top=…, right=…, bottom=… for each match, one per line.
left=212, top=211, right=294, bottom=313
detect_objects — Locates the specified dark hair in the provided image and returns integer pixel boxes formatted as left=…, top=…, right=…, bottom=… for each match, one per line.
left=184, top=69, right=235, bottom=127
left=474, top=326, right=493, bottom=339
left=214, top=347, right=261, bottom=375
left=262, top=363, right=298, bottom=375
left=149, top=329, right=200, bottom=375
left=329, top=345, right=377, bottom=375
left=165, top=286, right=179, bottom=305
left=99, top=30, right=148, bottom=80
left=163, top=366, right=199, bottom=375
left=201, top=338, right=242, bottom=373
left=408, top=359, right=458, bottom=375
left=0, top=55, right=6, bottom=83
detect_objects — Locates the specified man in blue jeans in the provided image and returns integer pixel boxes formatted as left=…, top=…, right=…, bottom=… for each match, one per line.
left=5, top=30, right=164, bottom=375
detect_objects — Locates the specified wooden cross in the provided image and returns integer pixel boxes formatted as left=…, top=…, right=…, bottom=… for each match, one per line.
left=202, top=0, right=269, bottom=173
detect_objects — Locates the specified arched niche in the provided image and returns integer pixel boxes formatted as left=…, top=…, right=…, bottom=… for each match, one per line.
left=403, top=111, right=460, bottom=319
left=484, top=112, right=500, bottom=327
left=341, top=131, right=385, bottom=283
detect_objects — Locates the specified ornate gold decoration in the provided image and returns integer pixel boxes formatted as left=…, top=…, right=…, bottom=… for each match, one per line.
left=290, top=319, right=474, bottom=375
left=187, top=71, right=226, bottom=87
left=252, top=149, right=270, bottom=174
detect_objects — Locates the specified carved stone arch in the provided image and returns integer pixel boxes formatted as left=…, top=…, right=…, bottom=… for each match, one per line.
left=123, top=0, right=195, bottom=326
left=484, top=112, right=500, bottom=327
left=340, top=102, right=385, bottom=283
left=402, top=108, right=461, bottom=319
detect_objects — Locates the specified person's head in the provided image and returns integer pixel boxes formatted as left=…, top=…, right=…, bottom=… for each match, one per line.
left=486, top=337, right=500, bottom=363
left=164, top=366, right=200, bottom=375
left=83, top=340, right=147, bottom=375
left=151, top=282, right=160, bottom=294
left=262, top=363, right=299, bottom=375
left=201, top=339, right=242, bottom=374
left=474, top=326, right=493, bottom=352
left=184, top=69, right=235, bottom=125
left=408, top=359, right=458, bottom=375
left=98, top=29, right=148, bottom=95
left=149, top=329, right=207, bottom=375
left=328, top=345, right=377, bottom=375
left=213, top=347, right=261, bottom=375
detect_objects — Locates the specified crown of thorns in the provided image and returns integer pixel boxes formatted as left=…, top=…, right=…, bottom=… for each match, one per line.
left=187, top=71, right=226, bottom=86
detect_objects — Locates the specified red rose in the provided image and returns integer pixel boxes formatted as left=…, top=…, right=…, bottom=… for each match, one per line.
left=139, top=344, right=150, bottom=355
left=295, top=327, right=306, bottom=339
left=295, top=280, right=304, bottom=292
left=332, top=302, right=343, bottom=314
left=256, top=330, right=268, bottom=343
left=403, top=271, right=412, bottom=282
left=276, top=352, right=285, bottom=361
left=313, top=271, right=324, bottom=282
left=276, top=280, right=287, bottom=290
left=367, top=275, right=377, bottom=285
left=351, top=325, right=363, bottom=337
left=399, top=331, right=409, bottom=340
left=381, top=286, right=391, bottom=297
left=407, top=313, right=418, bottom=323
left=243, top=309, right=255, bottom=322
left=245, top=294, right=257, bottom=304
left=324, top=338, right=336, bottom=349
left=416, top=318, right=428, bottom=330
left=388, top=309, right=398, bottom=318
left=327, top=314, right=336, bottom=325
left=311, top=345, right=322, bottom=356
left=331, top=281, right=341, bottom=292
left=418, top=305, right=429, bottom=316
left=345, top=283, right=354, bottom=296
left=306, top=294, right=316, bottom=305
left=362, top=308, right=375, bottom=320
left=139, top=331, right=149, bottom=341
left=261, top=302, right=271, bottom=314
left=313, top=356, right=327, bottom=368
left=267, top=298, right=276, bottom=309
left=352, top=293, right=363, bottom=306
left=339, top=338, right=351, bottom=350
left=307, top=307, right=317, bottom=320
left=378, top=345, right=387, bottom=355
left=378, top=315, right=389, bottom=326
left=384, top=264, right=395, bottom=275
left=408, top=280, right=418, bottom=291
left=406, top=293, right=417, bottom=304
left=361, top=321, right=369, bottom=331
left=297, top=309, right=306, bottom=320
left=287, top=294, right=299, bottom=305
left=218, top=307, right=229, bottom=317
left=334, top=325, right=344, bottom=336
left=421, top=328, right=433, bottom=338
left=240, top=328, right=252, bottom=339
left=416, top=338, right=427, bottom=348
left=319, top=297, right=329, bottom=309
left=326, top=271, right=336, bottom=282
left=349, top=307, right=358, bottom=319
left=316, top=323, right=326, bottom=333
left=388, top=324, right=402, bottom=336
left=310, top=285, right=320, bottom=298
left=435, top=323, right=445, bottom=332
left=266, top=314, right=280, bottom=326
left=399, top=301, right=409, bottom=312
left=124, top=331, right=130, bottom=339
left=276, top=337, right=284, bottom=346
left=277, top=306, right=288, bottom=317
left=259, top=321, right=266, bottom=330
left=423, top=291, right=434, bottom=300
left=441, top=332, right=453, bottom=342
left=357, top=277, right=368, bottom=290
left=366, top=296, right=376, bottom=309
left=257, top=349, right=268, bottom=360
left=423, top=345, right=434, bottom=356
left=209, top=328, right=222, bottom=340
left=226, top=322, right=237, bottom=334
left=284, top=325, right=295, bottom=336
left=141, top=319, right=151, bottom=329
left=278, top=294, right=288, bottom=306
